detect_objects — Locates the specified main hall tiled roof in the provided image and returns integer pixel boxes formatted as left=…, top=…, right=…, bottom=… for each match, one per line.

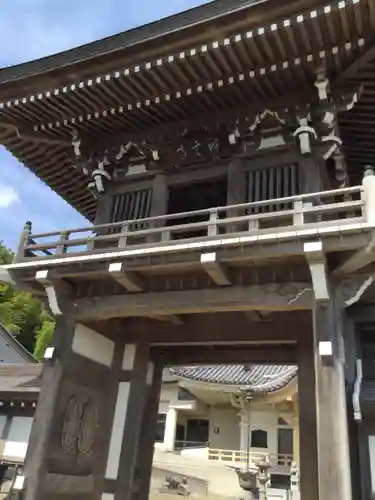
left=170, top=364, right=297, bottom=392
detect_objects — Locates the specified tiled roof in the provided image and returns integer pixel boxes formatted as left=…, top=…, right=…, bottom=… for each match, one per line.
left=0, top=364, right=42, bottom=393
left=170, top=364, right=297, bottom=392
left=0, top=0, right=259, bottom=84
left=0, top=324, right=37, bottom=363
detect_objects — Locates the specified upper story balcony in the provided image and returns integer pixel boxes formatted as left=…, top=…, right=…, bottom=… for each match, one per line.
left=3, top=181, right=374, bottom=280
left=1, top=178, right=375, bottom=325
left=10, top=184, right=371, bottom=260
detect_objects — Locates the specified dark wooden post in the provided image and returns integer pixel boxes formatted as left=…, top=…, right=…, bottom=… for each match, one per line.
left=148, top=172, right=169, bottom=242
left=298, top=329, right=319, bottom=500
left=298, top=155, right=323, bottom=194
left=13, top=221, right=32, bottom=263
left=89, top=193, right=114, bottom=250
left=133, top=362, right=163, bottom=500
left=313, top=300, right=352, bottom=500
left=113, top=343, right=154, bottom=500
left=95, top=193, right=114, bottom=226
left=23, top=316, right=154, bottom=500
left=344, top=319, right=362, bottom=500
left=226, top=159, right=246, bottom=233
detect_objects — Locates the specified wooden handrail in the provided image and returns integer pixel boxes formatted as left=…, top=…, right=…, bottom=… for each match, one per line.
left=15, top=186, right=364, bottom=261
left=207, top=448, right=294, bottom=467
left=29, top=185, right=363, bottom=238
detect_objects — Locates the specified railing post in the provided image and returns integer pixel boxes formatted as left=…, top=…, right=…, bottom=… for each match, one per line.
left=55, top=231, right=70, bottom=255
left=118, top=222, right=129, bottom=248
left=13, top=221, right=32, bottom=263
left=293, top=200, right=304, bottom=226
left=362, top=165, right=375, bottom=224
left=208, top=210, right=218, bottom=237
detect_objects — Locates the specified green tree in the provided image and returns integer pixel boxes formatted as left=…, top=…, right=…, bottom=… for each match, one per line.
left=0, top=241, right=55, bottom=360
left=33, top=318, right=55, bottom=360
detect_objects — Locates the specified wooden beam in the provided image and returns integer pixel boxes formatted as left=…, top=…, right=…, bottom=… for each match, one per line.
left=333, top=234, right=375, bottom=276
left=150, top=315, right=185, bottom=326
left=157, top=346, right=297, bottom=365
left=108, top=262, right=144, bottom=292
left=244, top=311, right=264, bottom=322
left=35, top=269, right=74, bottom=315
left=69, top=282, right=313, bottom=321
left=200, top=253, right=231, bottom=286
left=333, top=39, right=375, bottom=88
left=348, top=305, right=375, bottom=323
left=0, top=122, right=70, bottom=147
left=304, top=241, right=329, bottom=301
left=98, top=311, right=306, bottom=345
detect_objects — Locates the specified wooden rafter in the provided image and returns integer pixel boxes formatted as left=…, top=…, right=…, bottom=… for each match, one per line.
left=333, top=38, right=375, bottom=88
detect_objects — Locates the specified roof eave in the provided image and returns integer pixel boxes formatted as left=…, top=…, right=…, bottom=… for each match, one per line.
left=0, top=0, right=331, bottom=97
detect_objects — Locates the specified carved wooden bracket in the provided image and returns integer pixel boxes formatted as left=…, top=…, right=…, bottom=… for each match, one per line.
left=35, top=269, right=74, bottom=315
left=304, top=241, right=329, bottom=302
left=200, top=252, right=231, bottom=286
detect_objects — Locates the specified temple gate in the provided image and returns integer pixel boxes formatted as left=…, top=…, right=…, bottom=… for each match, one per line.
left=0, top=0, right=375, bottom=498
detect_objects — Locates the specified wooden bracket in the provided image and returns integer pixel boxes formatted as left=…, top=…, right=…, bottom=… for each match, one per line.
left=35, top=269, right=73, bottom=315
left=108, top=262, right=144, bottom=292
left=200, top=252, right=231, bottom=286
left=151, top=315, right=185, bottom=325
left=338, top=276, right=374, bottom=308
left=333, top=232, right=375, bottom=276
left=304, top=241, right=329, bottom=302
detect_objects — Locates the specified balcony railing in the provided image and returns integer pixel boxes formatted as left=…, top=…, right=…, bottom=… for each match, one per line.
left=15, top=186, right=364, bottom=262
left=208, top=448, right=293, bottom=468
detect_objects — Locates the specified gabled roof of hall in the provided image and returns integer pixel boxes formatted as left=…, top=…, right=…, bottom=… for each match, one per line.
left=0, top=363, right=42, bottom=394
left=0, top=324, right=37, bottom=364
left=170, top=364, right=297, bottom=392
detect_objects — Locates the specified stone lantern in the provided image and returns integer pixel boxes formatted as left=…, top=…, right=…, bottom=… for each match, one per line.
left=235, top=467, right=258, bottom=500
left=256, top=456, right=271, bottom=500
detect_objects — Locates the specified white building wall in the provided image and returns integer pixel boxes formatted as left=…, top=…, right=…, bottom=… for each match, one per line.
left=208, top=407, right=240, bottom=450
left=158, top=384, right=179, bottom=414
left=0, top=416, right=6, bottom=438
left=208, top=407, right=280, bottom=455
left=3, top=416, right=33, bottom=461
left=249, top=410, right=278, bottom=456
left=368, top=436, right=375, bottom=495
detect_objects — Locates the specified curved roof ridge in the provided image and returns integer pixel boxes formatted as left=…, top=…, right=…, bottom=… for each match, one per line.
left=170, top=364, right=297, bottom=392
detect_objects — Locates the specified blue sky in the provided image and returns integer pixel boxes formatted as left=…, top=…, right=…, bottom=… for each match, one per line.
left=0, top=0, right=209, bottom=250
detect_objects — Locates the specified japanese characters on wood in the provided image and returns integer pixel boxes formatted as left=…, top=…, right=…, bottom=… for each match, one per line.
left=70, top=112, right=298, bottom=195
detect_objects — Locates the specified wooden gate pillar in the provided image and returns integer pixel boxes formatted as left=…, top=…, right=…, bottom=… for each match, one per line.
left=313, top=301, right=352, bottom=500
left=23, top=315, right=154, bottom=500
left=298, top=331, right=319, bottom=500
left=133, top=362, right=164, bottom=500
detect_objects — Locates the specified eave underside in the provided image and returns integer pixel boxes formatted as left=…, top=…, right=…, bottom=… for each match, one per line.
left=0, top=0, right=374, bottom=219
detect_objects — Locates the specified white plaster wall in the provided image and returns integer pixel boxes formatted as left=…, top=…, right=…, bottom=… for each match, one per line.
left=208, top=408, right=240, bottom=450
left=207, top=407, right=280, bottom=454
left=158, top=383, right=179, bottom=414
left=249, top=410, right=278, bottom=455
left=3, top=416, right=33, bottom=460
left=368, top=436, right=375, bottom=494
left=0, top=415, right=6, bottom=438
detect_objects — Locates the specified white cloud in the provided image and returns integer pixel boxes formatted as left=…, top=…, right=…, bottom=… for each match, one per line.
left=0, top=184, right=20, bottom=209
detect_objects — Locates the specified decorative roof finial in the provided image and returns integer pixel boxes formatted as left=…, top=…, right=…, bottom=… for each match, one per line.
left=364, top=165, right=375, bottom=178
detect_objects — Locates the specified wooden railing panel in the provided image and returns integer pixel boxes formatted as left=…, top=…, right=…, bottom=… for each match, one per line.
left=15, top=186, right=365, bottom=262
left=207, top=448, right=293, bottom=468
